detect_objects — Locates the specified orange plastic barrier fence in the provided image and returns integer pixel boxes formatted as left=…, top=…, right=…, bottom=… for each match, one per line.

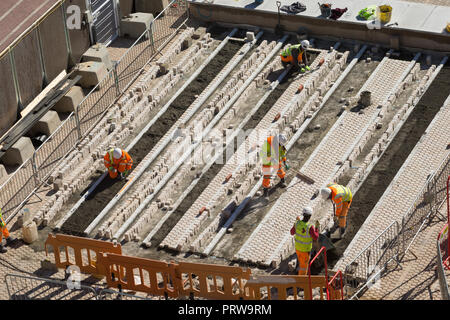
left=245, top=275, right=327, bottom=300
left=327, top=271, right=344, bottom=300
left=175, top=261, right=252, bottom=300
left=45, top=233, right=122, bottom=276
left=97, top=252, right=179, bottom=298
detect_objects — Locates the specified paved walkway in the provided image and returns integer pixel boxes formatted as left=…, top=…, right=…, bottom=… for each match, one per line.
left=361, top=205, right=450, bottom=300
left=194, top=0, right=450, bottom=36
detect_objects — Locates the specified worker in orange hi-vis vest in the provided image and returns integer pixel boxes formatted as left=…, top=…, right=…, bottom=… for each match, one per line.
left=320, top=183, right=353, bottom=240
left=0, top=208, right=16, bottom=253
left=259, top=134, right=289, bottom=198
left=104, top=148, right=133, bottom=180
left=290, top=207, right=319, bottom=275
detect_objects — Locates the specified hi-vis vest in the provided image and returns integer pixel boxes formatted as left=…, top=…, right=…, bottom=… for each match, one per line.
left=260, top=136, right=286, bottom=166
left=281, top=44, right=304, bottom=63
left=358, top=5, right=377, bottom=20
left=0, top=208, right=4, bottom=227
left=106, top=148, right=117, bottom=172
left=295, top=220, right=313, bottom=252
left=327, top=183, right=352, bottom=215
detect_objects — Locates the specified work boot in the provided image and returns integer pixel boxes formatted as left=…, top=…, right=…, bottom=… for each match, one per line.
left=263, top=188, right=270, bottom=199
left=330, top=227, right=346, bottom=240
left=5, top=236, right=16, bottom=246
left=279, top=178, right=287, bottom=188
left=0, top=244, right=7, bottom=254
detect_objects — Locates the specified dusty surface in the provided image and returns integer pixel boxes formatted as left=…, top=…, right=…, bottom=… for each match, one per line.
left=59, top=39, right=242, bottom=236
left=328, top=63, right=450, bottom=268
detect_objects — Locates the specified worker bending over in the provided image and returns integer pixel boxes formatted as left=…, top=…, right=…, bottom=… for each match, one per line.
left=321, top=183, right=353, bottom=240
left=280, top=40, right=311, bottom=73
left=290, top=207, right=319, bottom=275
left=0, top=208, right=16, bottom=253
left=260, top=134, right=289, bottom=198
left=104, top=148, right=133, bottom=180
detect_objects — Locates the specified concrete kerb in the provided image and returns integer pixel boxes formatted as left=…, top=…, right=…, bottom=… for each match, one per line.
left=82, top=28, right=249, bottom=236
left=112, top=34, right=290, bottom=241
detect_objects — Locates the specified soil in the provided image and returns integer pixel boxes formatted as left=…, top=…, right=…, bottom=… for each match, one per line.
left=59, top=39, right=242, bottom=236
left=328, top=63, right=450, bottom=268
left=210, top=48, right=383, bottom=263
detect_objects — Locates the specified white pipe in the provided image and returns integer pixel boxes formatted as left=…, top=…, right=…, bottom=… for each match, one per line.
left=113, top=35, right=289, bottom=240
left=142, top=63, right=291, bottom=247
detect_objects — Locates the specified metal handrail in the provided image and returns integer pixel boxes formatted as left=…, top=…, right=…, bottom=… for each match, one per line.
left=308, top=246, right=328, bottom=300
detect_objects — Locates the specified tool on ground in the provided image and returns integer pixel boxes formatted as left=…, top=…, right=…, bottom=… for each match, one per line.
left=296, top=171, right=315, bottom=184
left=275, top=1, right=284, bottom=35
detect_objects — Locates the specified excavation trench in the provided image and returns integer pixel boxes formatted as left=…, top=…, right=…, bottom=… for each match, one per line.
left=59, top=38, right=242, bottom=236
left=209, top=47, right=387, bottom=262
left=327, top=62, right=450, bottom=269
left=147, top=65, right=300, bottom=249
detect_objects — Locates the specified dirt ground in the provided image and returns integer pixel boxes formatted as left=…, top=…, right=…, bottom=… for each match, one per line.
left=58, top=37, right=242, bottom=236
left=328, top=63, right=450, bottom=268
left=209, top=46, right=384, bottom=270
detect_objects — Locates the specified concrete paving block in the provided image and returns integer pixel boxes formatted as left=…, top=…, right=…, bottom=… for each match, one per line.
left=121, top=12, right=154, bottom=38
left=73, top=62, right=108, bottom=89
left=1, top=136, right=35, bottom=166
left=53, top=86, right=84, bottom=113
left=82, top=43, right=113, bottom=71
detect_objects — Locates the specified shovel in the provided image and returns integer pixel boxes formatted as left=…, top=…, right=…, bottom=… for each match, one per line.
left=318, top=233, right=335, bottom=251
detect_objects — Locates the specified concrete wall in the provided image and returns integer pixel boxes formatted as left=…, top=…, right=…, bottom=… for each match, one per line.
left=0, top=55, right=18, bottom=137
left=13, top=29, right=43, bottom=109
left=39, top=6, right=70, bottom=82
left=119, top=0, right=134, bottom=17
left=189, top=3, right=450, bottom=53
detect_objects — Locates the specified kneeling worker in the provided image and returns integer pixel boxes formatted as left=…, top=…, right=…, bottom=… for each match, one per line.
left=290, top=207, right=319, bottom=275
left=321, top=183, right=352, bottom=240
left=280, top=40, right=311, bottom=73
left=0, top=208, right=16, bottom=253
left=104, top=148, right=133, bottom=180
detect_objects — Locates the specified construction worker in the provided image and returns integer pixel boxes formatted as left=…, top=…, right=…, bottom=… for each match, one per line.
left=290, top=207, right=319, bottom=275
left=0, top=208, right=16, bottom=253
left=320, top=183, right=353, bottom=240
left=260, top=134, right=289, bottom=198
left=104, top=148, right=133, bottom=180
left=280, top=40, right=311, bottom=73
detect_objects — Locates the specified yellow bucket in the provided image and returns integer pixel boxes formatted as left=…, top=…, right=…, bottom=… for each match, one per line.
left=447, top=22, right=450, bottom=33
left=378, top=5, right=392, bottom=24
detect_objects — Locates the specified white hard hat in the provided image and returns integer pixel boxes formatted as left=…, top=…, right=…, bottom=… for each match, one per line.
left=278, top=134, right=287, bottom=146
left=301, top=40, right=310, bottom=50
left=321, top=187, right=332, bottom=199
left=113, top=148, right=122, bottom=159
left=302, top=206, right=313, bottom=217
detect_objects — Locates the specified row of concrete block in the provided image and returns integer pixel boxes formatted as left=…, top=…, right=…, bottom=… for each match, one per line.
left=31, top=30, right=203, bottom=225
left=238, top=57, right=415, bottom=267
left=161, top=49, right=328, bottom=251
left=103, top=39, right=277, bottom=240
left=346, top=63, right=437, bottom=193
left=162, top=49, right=338, bottom=252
